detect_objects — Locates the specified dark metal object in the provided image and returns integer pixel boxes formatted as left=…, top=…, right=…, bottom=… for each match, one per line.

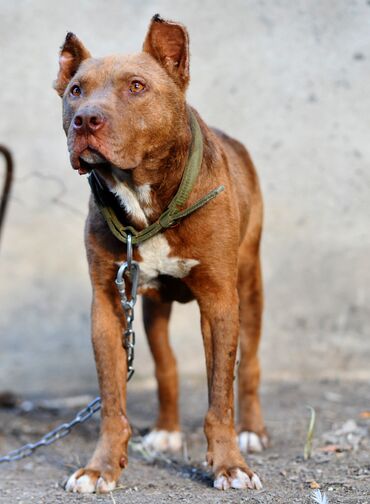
left=0, top=145, right=13, bottom=246
left=0, top=397, right=101, bottom=463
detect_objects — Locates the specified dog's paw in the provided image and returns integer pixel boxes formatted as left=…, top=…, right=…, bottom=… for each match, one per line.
left=65, top=469, right=116, bottom=494
left=143, top=429, right=182, bottom=452
left=214, top=468, right=263, bottom=490
left=238, top=431, right=268, bottom=453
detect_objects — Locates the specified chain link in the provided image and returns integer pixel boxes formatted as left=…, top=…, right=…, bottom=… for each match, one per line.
left=0, top=397, right=101, bottom=463
left=0, top=233, right=140, bottom=463
left=115, top=233, right=140, bottom=381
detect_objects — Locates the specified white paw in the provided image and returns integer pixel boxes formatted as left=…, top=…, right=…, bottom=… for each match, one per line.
left=214, top=474, right=231, bottom=490
left=96, top=476, right=116, bottom=493
left=214, top=469, right=263, bottom=490
left=65, top=470, right=116, bottom=494
left=143, top=429, right=183, bottom=452
left=238, top=431, right=268, bottom=453
left=251, top=473, right=263, bottom=490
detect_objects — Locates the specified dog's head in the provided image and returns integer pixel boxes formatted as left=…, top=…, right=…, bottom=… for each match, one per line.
left=54, top=15, right=190, bottom=175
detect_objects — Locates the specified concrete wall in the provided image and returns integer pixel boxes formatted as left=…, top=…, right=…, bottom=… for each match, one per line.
left=0, top=0, right=369, bottom=395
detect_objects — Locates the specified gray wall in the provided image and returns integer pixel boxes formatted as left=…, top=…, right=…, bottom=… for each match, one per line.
left=0, top=0, right=369, bottom=395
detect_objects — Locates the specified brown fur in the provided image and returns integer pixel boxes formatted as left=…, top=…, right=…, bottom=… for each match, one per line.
left=55, top=15, right=266, bottom=493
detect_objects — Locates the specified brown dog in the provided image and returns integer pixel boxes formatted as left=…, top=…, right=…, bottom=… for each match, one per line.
left=55, top=15, right=267, bottom=493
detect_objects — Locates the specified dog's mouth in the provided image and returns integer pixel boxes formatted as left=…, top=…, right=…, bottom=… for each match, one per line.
left=71, top=146, right=138, bottom=175
left=75, top=148, right=112, bottom=175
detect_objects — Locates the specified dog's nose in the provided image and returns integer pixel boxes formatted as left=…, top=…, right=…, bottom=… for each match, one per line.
left=73, top=109, right=106, bottom=133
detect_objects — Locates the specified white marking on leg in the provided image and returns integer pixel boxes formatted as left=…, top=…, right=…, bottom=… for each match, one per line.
left=238, top=431, right=265, bottom=453
left=65, top=472, right=78, bottom=493
left=231, top=468, right=251, bottom=489
left=96, top=476, right=116, bottom=493
left=214, top=469, right=263, bottom=491
left=74, top=474, right=96, bottom=493
left=251, top=473, right=263, bottom=490
left=214, top=474, right=231, bottom=490
left=143, top=429, right=183, bottom=452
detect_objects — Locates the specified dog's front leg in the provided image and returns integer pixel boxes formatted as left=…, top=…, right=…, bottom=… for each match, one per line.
left=66, top=286, right=131, bottom=494
left=198, top=288, right=263, bottom=491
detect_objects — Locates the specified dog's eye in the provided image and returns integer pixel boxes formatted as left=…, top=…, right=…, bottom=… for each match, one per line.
left=129, top=81, right=145, bottom=94
left=70, top=85, right=81, bottom=97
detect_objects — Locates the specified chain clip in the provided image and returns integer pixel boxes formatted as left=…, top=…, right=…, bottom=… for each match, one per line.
left=115, top=233, right=140, bottom=381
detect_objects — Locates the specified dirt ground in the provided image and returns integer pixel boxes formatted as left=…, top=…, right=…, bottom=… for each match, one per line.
left=0, top=379, right=369, bottom=504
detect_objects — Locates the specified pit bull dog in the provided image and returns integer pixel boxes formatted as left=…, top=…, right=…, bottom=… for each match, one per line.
left=54, top=14, right=267, bottom=493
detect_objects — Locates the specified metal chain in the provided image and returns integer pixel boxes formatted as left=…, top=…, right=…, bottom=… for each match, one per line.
left=115, top=233, right=140, bottom=381
left=0, top=397, right=101, bottom=463
left=0, top=234, right=140, bottom=463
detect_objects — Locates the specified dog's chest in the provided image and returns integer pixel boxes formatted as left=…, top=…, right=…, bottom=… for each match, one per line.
left=113, top=180, right=199, bottom=289
left=137, top=235, right=199, bottom=289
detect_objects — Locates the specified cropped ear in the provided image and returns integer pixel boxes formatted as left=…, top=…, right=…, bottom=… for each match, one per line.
left=54, top=32, right=91, bottom=97
left=143, top=14, right=190, bottom=90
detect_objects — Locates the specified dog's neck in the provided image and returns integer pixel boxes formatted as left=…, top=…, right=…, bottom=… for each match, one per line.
left=97, top=113, right=193, bottom=230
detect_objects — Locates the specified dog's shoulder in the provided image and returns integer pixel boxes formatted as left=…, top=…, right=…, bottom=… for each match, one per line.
left=210, top=127, right=258, bottom=187
left=211, top=127, right=250, bottom=162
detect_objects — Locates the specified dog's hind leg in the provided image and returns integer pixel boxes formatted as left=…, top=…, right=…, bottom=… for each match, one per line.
left=141, top=296, right=182, bottom=452
left=237, top=237, right=268, bottom=453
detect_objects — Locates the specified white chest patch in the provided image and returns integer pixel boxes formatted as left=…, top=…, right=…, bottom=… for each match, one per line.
left=116, top=234, right=199, bottom=290
left=136, top=183, right=152, bottom=207
left=111, top=178, right=199, bottom=289
left=138, top=235, right=199, bottom=289
left=112, top=180, right=154, bottom=223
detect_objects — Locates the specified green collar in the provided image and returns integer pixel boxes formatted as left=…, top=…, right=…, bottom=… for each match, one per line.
left=88, top=109, right=224, bottom=245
